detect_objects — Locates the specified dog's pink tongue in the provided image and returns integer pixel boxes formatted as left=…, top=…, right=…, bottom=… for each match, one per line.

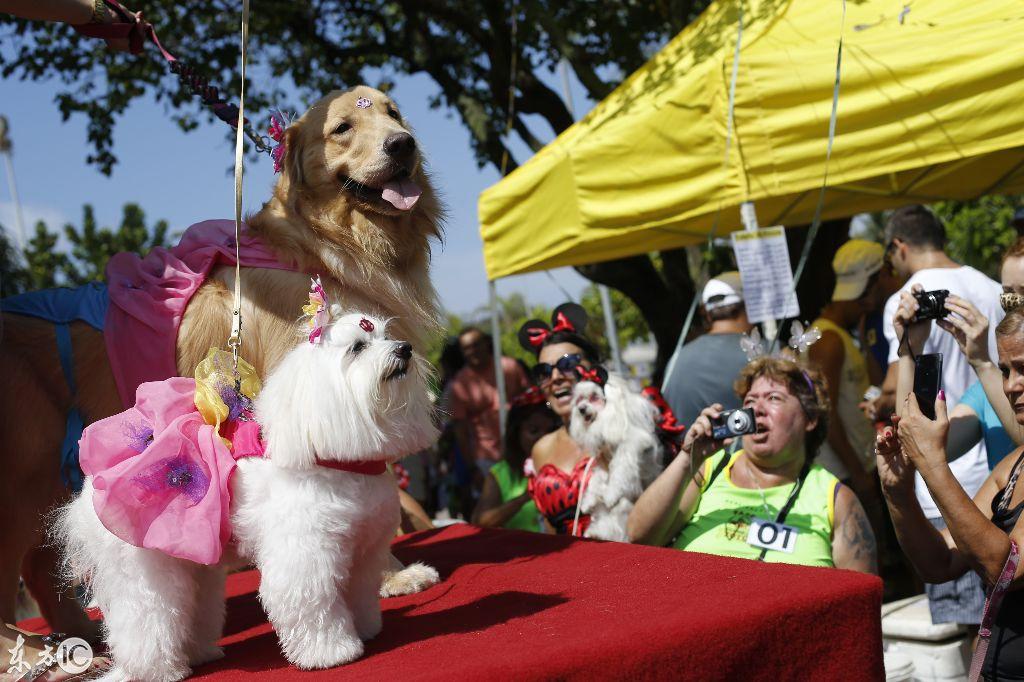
left=381, top=177, right=422, bottom=211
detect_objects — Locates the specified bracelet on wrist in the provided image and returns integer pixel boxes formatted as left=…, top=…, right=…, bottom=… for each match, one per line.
left=90, top=0, right=109, bottom=24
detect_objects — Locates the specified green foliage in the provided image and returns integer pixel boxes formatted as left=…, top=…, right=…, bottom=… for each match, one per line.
left=0, top=1, right=712, bottom=174
left=63, top=204, right=169, bottom=282
left=0, top=203, right=170, bottom=295
left=935, top=195, right=1020, bottom=278
left=853, top=195, right=1020, bottom=277
left=580, top=285, right=651, bottom=360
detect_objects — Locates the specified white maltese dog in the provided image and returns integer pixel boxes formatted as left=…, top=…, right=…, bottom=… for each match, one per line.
left=569, top=370, right=663, bottom=542
left=55, top=310, right=439, bottom=681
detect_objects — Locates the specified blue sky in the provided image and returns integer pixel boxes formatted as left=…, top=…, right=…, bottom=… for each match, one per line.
left=0, top=60, right=595, bottom=318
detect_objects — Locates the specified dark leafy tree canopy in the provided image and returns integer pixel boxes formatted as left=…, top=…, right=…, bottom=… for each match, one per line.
left=0, top=1, right=709, bottom=175
left=1, top=0, right=712, bottom=380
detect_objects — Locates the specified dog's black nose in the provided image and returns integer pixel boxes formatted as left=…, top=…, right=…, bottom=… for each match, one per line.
left=395, top=342, right=413, bottom=360
left=383, top=132, right=416, bottom=161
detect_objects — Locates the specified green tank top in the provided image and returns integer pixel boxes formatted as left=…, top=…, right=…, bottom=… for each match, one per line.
left=672, top=450, right=840, bottom=567
left=490, top=460, right=541, bottom=532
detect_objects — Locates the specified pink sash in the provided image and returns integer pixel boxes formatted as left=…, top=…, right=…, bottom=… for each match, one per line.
left=104, top=220, right=295, bottom=407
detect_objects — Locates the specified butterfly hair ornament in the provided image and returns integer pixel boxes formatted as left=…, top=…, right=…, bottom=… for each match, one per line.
left=740, top=320, right=822, bottom=362
left=302, top=276, right=330, bottom=345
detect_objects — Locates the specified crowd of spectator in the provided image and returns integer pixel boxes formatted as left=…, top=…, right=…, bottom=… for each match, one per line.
left=395, top=204, right=1023, bottom=678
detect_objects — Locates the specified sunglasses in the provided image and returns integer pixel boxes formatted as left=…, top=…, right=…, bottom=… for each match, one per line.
left=532, top=354, right=584, bottom=382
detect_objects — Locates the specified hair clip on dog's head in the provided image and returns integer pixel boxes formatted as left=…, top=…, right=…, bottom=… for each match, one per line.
left=302, top=276, right=330, bottom=345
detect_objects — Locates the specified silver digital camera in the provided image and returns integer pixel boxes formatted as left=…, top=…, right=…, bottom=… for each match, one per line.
left=711, top=408, right=757, bottom=440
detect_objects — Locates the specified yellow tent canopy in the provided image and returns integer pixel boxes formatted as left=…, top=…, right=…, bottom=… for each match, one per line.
left=478, top=0, right=1024, bottom=280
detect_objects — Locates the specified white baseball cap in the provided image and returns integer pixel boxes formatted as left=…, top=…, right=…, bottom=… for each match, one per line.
left=702, top=271, right=744, bottom=311
left=832, top=239, right=884, bottom=302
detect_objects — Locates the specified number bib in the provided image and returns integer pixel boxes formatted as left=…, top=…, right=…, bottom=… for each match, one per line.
left=747, top=517, right=798, bottom=554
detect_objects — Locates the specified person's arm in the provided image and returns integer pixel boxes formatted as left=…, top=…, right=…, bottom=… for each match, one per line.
left=452, top=420, right=476, bottom=463
left=809, top=332, right=874, bottom=494
left=628, top=404, right=726, bottom=546
left=447, top=377, right=476, bottom=461
left=472, top=472, right=531, bottom=528
left=876, top=419, right=971, bottom=583
left=2, top=0, right=138, bottom=51
left=1, top=0, right=93, bottom=22
left=945, top=402, right=983, bottom=462
left=938, top=295, right=1024, bottom=446
left=398, top=489, right=433, bottom=534
left=901, top=393, right=1024, bottom=588
left=831, top=484, right=878, bottom=574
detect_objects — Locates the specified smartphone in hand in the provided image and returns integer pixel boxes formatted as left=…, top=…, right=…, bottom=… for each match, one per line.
left=913, top=353, right=943, bottom=420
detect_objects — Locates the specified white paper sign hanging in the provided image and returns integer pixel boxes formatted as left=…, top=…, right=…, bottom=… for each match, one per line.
left=731, top=227, right=800, bottom=324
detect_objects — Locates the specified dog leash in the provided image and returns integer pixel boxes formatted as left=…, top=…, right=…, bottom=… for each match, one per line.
left=72, top=0, right=276, bottom=160
left=228, top=0, right=250, bottom=373
left=75, top=0, right=254, bottom=371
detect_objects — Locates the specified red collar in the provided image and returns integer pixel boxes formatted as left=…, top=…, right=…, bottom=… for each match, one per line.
left=315, top=458, right=388, bottom=475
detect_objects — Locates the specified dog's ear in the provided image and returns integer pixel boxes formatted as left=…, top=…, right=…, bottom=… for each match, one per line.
left=284, top=123, right=305, bottom=188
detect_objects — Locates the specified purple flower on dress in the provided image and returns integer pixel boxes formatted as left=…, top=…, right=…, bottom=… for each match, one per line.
left=218, top=382, right=254, bottom=422
left=122, top=420, right=154, bottom=453
left=132, top=455, right=209, bottom=505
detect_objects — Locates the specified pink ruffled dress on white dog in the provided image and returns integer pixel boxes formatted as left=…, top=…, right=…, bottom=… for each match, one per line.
left=79, top=357, right=265, bottom=565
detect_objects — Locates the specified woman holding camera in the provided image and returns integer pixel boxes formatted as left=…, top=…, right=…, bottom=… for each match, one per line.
left=880, top=293, right=1024, bottom=680
left=628, top=357, right=877, bottom=573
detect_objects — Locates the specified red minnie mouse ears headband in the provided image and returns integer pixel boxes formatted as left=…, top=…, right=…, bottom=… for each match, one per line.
left=517, top=302, right=589, bottom=353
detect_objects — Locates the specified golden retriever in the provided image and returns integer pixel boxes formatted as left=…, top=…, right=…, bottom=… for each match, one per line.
left=0, top=86, right=442, bottom=636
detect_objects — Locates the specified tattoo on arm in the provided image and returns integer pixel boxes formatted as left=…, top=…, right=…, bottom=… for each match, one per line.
left=840, top=499, right=878, bottom=573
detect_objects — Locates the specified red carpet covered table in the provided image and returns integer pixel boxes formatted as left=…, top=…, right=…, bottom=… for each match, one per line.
left=23, top=524, right=883, bottom=680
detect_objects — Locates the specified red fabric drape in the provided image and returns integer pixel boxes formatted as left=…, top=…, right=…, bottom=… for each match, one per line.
left=22, top=524, right=883, bottom=680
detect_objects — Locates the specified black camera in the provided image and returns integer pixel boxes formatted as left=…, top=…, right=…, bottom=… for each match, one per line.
left=711, top=408, right=757, bottom=440
left=913, top=289, right=949, bottom=322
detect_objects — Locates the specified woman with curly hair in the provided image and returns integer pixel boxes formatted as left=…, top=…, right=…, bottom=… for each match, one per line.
left=628, top=356, right=877, bottom=573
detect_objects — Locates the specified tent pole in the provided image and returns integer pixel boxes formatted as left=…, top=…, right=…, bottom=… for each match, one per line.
left=0, top=117, right=26, bottom=249
left=489, top=280, right=507, bottom=444
left=599, top=284, right=624, bottom=374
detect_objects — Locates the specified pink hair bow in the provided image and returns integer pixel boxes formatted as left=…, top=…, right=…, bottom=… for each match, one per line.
left=268, top=111, right=292, bottom=174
